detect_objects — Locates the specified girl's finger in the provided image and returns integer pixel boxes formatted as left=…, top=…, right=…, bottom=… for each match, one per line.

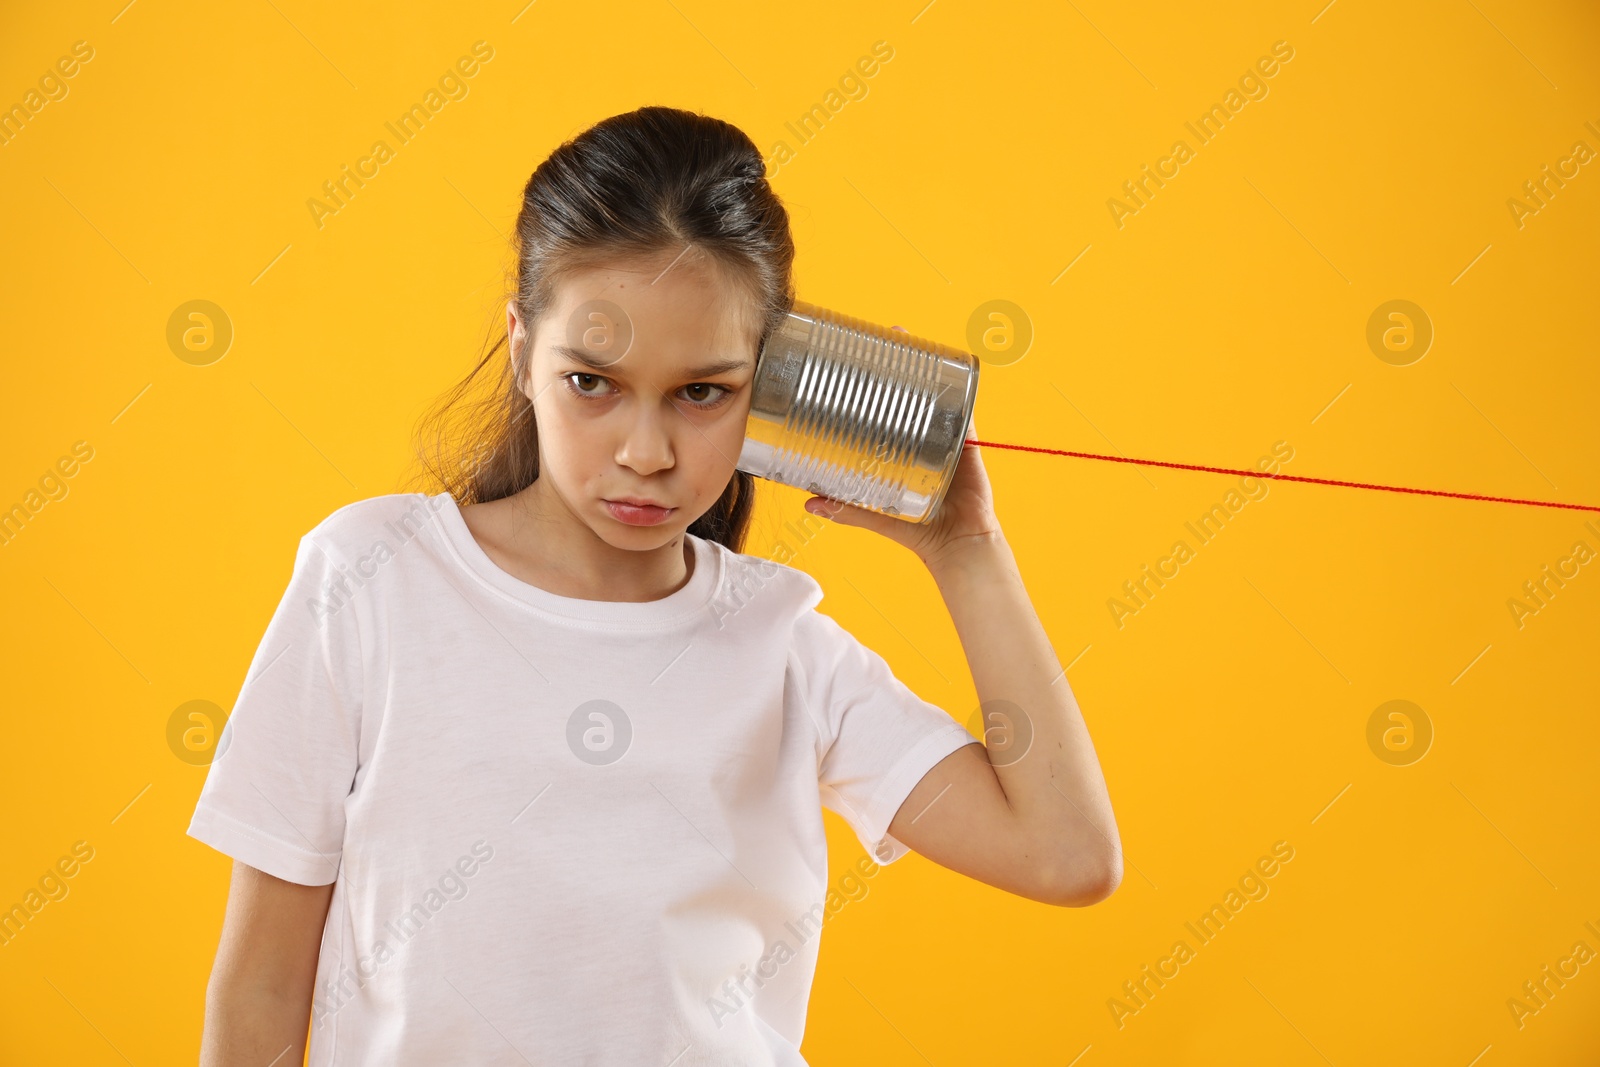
left=805, top=495, right=912, bottom=545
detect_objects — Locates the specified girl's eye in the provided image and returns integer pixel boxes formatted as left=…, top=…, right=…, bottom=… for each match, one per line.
left=564, top=373, right=613, bottom=398
left=677, top=383, right=730, bottom=407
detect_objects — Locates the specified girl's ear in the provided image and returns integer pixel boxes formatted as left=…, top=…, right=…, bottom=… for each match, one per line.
left=508, top=302, right=535, bottom=402
left=507, top=301, right=525, bottom=357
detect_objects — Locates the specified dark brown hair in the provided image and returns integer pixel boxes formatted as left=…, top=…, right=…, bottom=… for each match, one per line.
left=406, top=106, right=796, bottom=551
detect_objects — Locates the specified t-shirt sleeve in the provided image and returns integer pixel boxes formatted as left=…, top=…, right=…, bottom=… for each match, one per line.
left=794, top=608, right=979, bottom=865
left=186, top=533, right=364, bottom=886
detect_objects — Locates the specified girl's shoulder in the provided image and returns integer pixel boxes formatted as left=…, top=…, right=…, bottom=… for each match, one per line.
left=700, top=537, right=827, bottom=628
left=298, top=492, right=448, bottom=558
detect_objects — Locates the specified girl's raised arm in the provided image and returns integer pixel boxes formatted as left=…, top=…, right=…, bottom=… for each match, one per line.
left=805, top=411, right=1123, bottom=907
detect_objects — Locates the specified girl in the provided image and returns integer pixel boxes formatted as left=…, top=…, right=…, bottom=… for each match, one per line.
left=190, top=105, right=1121, bottom=1066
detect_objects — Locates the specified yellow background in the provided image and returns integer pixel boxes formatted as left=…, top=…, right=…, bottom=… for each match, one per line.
left=2, top=0, right=1597, bottom=1063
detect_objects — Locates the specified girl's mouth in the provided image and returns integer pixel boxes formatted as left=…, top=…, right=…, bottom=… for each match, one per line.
left=603, top=499, right=676, bottom=526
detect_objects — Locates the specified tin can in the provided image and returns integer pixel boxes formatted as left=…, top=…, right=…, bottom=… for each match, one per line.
left=737, top=300, right=980, bottom=524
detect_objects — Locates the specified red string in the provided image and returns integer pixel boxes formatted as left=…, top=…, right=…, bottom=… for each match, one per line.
left=963, top=438, right=1600, bottom=515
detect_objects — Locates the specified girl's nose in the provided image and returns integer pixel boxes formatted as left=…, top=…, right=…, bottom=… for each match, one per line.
left=614, top=404, right=675, bottom=476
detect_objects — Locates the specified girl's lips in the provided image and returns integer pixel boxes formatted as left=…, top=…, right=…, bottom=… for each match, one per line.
left=604, top=500, right=676, bottom=526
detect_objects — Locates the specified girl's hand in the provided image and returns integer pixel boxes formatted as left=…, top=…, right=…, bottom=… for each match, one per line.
left=803, top=326, right=1004, bottom=574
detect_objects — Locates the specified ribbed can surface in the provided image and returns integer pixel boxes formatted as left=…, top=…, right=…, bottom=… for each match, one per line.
left=736, top=301, right=980, bottom=523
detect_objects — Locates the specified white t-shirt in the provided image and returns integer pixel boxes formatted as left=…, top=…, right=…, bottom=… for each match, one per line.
left=187, top=491, right=977, bottom=1065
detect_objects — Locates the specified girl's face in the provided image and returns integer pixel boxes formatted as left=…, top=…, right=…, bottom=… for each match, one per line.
left=511, top=250, right=760, bottom=553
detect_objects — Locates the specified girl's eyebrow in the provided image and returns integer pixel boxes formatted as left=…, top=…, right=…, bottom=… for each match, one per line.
left=552, top=344, right=750, bottom=379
